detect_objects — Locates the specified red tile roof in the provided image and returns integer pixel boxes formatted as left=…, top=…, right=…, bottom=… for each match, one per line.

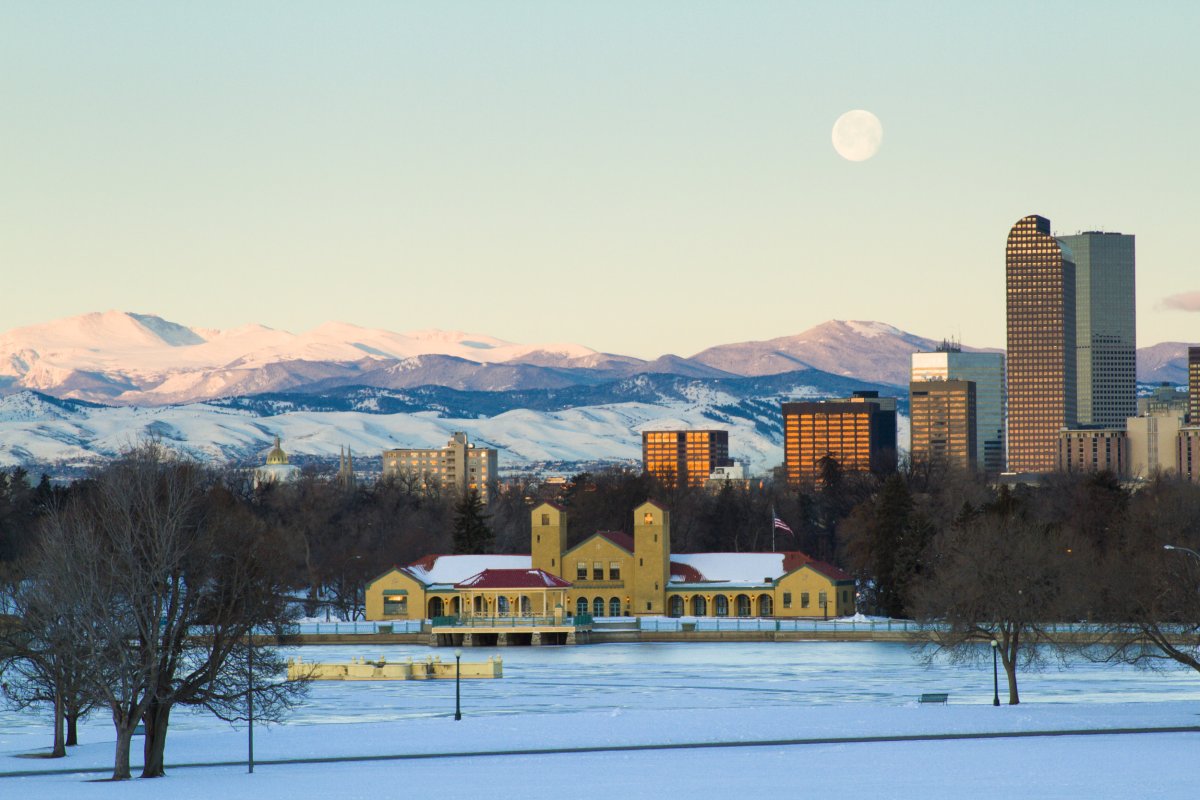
left=781, top=551, right=814, bottom=574
left=669, top=561, right=705, bottom=582
left=454, top=568, right=572, bottom=590
left=596, top=530, right=635, bottom=553
left=802, top=559, right=855, bottom=582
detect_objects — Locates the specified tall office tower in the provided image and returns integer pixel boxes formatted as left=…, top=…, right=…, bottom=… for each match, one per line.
left=1056, top=231, right=1136, bottom=427
left=1006, top=214, right=1077, bottom=473
left=782, top=391, right=897, bottom=484
left=642, top=430, right=730, bottom=489
left=911, top=349, right=1006, bottom=473
left=909, top=380, right=977, bottom=471
left=1190, top=346, right=1200, bottom=424
left=382, top=432, right=499, bottom=503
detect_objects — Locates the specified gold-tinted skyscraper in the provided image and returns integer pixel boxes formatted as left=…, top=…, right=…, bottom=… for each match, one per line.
left=909, top=379, right=977, bottom=471
left=1006, top=215, right=1076, bottom=473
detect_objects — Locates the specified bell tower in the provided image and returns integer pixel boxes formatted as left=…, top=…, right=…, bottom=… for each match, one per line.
left=531, top=502, right=567, bottom=578
left=633, top=500, right=670, bottom=615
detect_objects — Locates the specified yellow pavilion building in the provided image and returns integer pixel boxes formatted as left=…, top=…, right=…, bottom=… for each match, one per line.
left=366, top=500, right=855, bottom=623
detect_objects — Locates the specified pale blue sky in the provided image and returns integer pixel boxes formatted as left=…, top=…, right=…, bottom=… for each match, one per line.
left=3, top=2, right=1198, bottom=357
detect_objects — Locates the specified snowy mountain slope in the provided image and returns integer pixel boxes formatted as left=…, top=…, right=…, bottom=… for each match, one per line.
left=0, top=362, right=906, bottom=475
left=688, top=320, right=999, bottom=386
left=1137, top=342, right=1191, bottom=385
left=0, top=392, right=784, bottom=474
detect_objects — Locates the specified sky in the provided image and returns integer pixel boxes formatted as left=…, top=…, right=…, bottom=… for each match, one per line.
left=3, top=2, right=1199, bottom=359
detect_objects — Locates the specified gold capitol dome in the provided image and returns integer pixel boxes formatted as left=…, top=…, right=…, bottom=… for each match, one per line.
left=265, top=435, right=290, bottom=465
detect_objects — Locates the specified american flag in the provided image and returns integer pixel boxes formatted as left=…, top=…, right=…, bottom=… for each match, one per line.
left=772, top=515, right=794, bottom=535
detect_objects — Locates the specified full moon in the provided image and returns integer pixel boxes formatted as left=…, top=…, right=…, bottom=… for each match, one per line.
left=831, top=110, right=882, bottom=162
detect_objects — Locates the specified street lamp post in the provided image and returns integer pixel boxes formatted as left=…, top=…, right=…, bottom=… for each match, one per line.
left=990, top=639, right=1000, bottom=706
left=454, top=648, right=462, bottom=721
left=1164, top=544, right=1200, bottom=562
left=247, top=629, right=255, bottom=773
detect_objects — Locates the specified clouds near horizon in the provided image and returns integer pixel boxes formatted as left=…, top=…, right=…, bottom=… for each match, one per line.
left=1161, top=292, right=1200, bottom=312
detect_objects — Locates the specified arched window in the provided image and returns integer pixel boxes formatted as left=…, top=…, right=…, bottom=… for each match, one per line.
left=593, top=597, right=605, bottom=617
left=428, top=596, right=444, bottom=618
left=576, top=597, right=588, bottom=616
left=497, top=596, right=510, bottom=615
left=474, top=596, right=484, bottom=614
left=758, top=594, right=773, bottom=617
left=692, top=595, right=707, bottom=616
left=736, top=594, right=751, bottom=617
left=520, top=596, right=532, bottom=615
left=450, top=596, right=461, bottom=615
left=669, top=596, right=684, bottom=617
left=715, top=595, right=729, bottom=617
left=609, top=597, right=621, bottom=617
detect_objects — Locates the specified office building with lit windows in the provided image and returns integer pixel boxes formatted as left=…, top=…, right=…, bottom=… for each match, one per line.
left=911, top=349, right=1005, bottom=473
left=642, top=429, right=730, bottom=489
left=909, top=379, right=977, bottom=472
left=382, top=432, right=498, bottom=503
left=1006, top=214, right=1077, bottom=473
left=1057, top=231, right=1136, bottom=428
left=1057, top=427, right=1127, bottom=476
left=782, top=391, right=897, bottom=484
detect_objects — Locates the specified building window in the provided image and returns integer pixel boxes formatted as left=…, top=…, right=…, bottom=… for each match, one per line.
left=669, top=596, right=684, bottom=617
left=801, top=592, right=810, bottom=609
left=609, top=562, right=621, bottom=580
left=541, top=513, right=550, bottom=526
left=819, top=591, right=828, bottom=611
left=783, top=592, right=792, bottom=609
left=644, top=513, right=654, bottom=524
left=576, top=597, right=588, bottom=616
left=593, top=597, right=605, bottom=617
left=715, top=595, right=729, bottom=617
left=576, top=562, right=587, bottom=580
left=609, top=597, right=621, bottom=616
left=646, top=601, right=652, bottom=611
left=383, top=594, right=407, bottom=616
left=593, top=562, right=603, bottom=580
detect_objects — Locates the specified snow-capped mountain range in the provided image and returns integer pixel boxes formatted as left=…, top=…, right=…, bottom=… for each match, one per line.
left=1, top=312, right=988, bottom=404
left=0, top=311, right=1188, bottom=473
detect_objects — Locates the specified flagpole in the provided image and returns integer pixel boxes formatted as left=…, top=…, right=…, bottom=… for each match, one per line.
left=771, top=506, right=775, bottom=551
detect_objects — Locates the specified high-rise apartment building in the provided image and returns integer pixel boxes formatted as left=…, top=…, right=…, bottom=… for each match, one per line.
left=1006, top=214, right=1077, bottom=473
left=782, top=391, right=897, bottom=484
left=1127, top=411, right=1186, bottom=479
left=909, top=380, right=977, bottom=472
left=1056, top=232, right=1136, bottom=428
left=382, top=432, right=499, bottom=503
left=911, top=349, right=1005, bottom=473
left=642, top=430, right=730, bottom=489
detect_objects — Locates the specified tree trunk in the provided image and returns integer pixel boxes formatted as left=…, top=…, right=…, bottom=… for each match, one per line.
left=66, top=708, right=80, bottom=747
left=112, top=725, right=134, bottom=781
left=141, top=699, right=172, bottom=778
left=50, top=689, right=66, bottom=758
left=1004, top=629, right=1021, bottom=705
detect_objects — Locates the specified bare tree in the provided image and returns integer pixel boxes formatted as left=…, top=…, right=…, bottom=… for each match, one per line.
left=1089, top=478, right=1200, bottom=674
left=41, top=445, right=305, bottom=779
left=909, top=512, right=1075, bottom=704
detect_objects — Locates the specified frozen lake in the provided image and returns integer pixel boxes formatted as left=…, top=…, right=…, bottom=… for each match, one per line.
left=4, top=641, right=1200, bottom=798
left=8, top=639, right=1196, bottom=737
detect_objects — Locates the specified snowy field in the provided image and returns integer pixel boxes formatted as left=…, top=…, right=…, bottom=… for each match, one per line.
left=3, top=641, right=1199, bottom=798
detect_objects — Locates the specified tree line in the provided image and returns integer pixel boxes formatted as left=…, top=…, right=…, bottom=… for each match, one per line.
left=4, top=447, right=1200, bottom=775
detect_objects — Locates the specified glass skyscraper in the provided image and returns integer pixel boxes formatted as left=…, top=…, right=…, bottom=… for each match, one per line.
left=1056, top=231, right=1136, bottom=428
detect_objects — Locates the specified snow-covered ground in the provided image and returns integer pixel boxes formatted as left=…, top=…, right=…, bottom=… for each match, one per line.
left=3, top=641, right=1198, bottom=797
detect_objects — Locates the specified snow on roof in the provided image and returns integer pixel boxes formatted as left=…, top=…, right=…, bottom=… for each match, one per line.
left=455, top=569, right=571, bottom=589
left=669, top=552, right=823, bottom=585
left=404, top=554, right=531, bottom=585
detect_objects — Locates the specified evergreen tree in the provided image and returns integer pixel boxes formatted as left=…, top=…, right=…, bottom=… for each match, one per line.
left=452, top=490, right=493, bottom=554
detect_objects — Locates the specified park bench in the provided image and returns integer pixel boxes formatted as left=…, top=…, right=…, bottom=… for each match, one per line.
left=918, top=693, right=949, bottom=705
